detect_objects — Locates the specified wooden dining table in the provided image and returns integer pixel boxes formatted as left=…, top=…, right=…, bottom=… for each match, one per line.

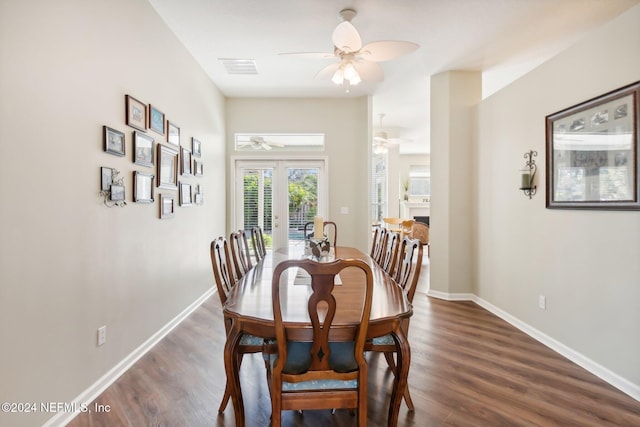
left=222, top=245, right=413, bottom=427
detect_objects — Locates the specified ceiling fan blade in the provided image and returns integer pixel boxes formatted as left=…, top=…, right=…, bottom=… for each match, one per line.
left=358, top=41, right=419, bottom=62
left=352, top=60, right=384, bottom=82
left=332, top=21, right=362, bottom=53
left=279, top=52, right=335, bottom=60
left=261, top=142, right=272, bottom=150
left=315, top=62, right=341, bottom=80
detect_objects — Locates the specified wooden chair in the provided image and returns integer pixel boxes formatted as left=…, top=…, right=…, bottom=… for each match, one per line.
left=411, top=221, right=430, bottom=257
left=303, top=220, right=338, bottom=247
left=382, top=217, right=403, bottom=233
left=400, top=219, right=415, bottom=238
left=380, top=231, right=400, bottom=276
left=365, top=237, right=423, bottom=410
left=229, top=230, right=253, bottom=281
left=210, top=237, right=266, bottom=413
left=267, top=258, right=374, bottom=426
left=370, top=226, right=388, bottom=265
left=251, top=226, right=267, bottom=262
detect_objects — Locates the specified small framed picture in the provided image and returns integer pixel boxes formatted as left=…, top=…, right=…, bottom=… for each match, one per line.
left=157, top=144, right=178, bottom=190
left=125, top=95, right=147, bottom=131
left=101, top=167, right=113, bottom=191
left=133, top=171, right=154, bottom=203
left=110, top=184, right=125, bottom=201
left=104, top=126, right=125, bottom=157
left=194, top=159, right=203, bottom=177
left=133, top=131, right=154, bottom=167
left=181, top=147, right=192, bottom=176
left=160, top=194, right=175, bottom=219
left=167, top=121, right=180, bottom=146
left=194, top=184, right=203, bottom=205
left=179, top=182, right=192, bottom=206
left=192, top=137, right=202, bottom=158
left=149, top=105, right=165, bottom=135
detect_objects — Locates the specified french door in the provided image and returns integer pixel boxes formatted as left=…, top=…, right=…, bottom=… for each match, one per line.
left=234, top=159, right=327, bottom=251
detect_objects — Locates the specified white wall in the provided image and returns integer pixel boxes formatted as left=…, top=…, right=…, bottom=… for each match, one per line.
left=225, top=97, right=371, bottom=252
left=475, top=5, right=640, bottom=394
left=0, top=1, right=226, bottom=426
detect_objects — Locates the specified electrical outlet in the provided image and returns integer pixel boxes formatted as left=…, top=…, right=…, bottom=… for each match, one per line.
left=538, top=295, right=546, bottom=310
left=97, top=326, right=107, bottom=346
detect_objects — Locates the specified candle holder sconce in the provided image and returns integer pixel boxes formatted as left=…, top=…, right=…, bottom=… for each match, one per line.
left=519, top=150, right=537, bottom=199
left=99, top=167, right=127, bottom=208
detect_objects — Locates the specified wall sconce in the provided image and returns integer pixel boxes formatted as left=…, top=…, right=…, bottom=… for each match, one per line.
left=519, top=150, right=537, bottom=199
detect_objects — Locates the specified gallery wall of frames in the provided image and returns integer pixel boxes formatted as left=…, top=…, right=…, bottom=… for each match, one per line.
left=100, top=94, right=204, bottom=218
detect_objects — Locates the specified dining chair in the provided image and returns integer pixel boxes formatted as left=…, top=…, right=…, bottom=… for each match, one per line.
left=380, top=231, right=400, bottom=277
left=370, top=226, right=388, bottom=265
left=266, top=258, right=374, bottom=426
left=365, top=236, right=423, bottom=411
left=251, top=226, right=267, bottom=262
left=210, top=237, right=266, bottom=413
left=382, top=217, right=403, bottom=233
left=303, top=220, right=338, bottom=247
left=230, top=230, right=253, bottom=281
left=400, top=219, right=415, bottom=238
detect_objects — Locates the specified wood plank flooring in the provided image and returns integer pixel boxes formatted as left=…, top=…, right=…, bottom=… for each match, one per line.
left=67, top=261, right=640, bottom=426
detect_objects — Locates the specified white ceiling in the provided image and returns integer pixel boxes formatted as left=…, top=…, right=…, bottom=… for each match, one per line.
left=148, top=0, right=638, bottom=154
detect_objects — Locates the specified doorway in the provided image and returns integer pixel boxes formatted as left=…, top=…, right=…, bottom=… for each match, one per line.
left=234, top=159, right=327, bottom=251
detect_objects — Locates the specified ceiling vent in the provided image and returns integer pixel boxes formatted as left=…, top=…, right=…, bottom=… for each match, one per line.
left=218, top=58, right=258, bottom=75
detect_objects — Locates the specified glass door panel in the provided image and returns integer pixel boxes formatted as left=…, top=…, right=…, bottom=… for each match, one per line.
left=235, top=160, right=325, bottom=251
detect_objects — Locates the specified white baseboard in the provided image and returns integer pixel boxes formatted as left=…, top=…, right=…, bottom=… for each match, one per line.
left=425, top=290, right=640, bottom=402
left=43, top=288, right=214, bottom=427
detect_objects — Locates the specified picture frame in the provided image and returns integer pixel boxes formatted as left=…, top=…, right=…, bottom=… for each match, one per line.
left=179, top=182, right=192, bottom=206
left=101, top=167, right=113, bottom=191
left=149, top=105, right=165, bottom=135
left=160, top=193, right=175, bottom=219
left=192, top=137, right=202, bottom=158
left=546, top=81, right=640, bottom=210
left=133, top=131, right=154, bottom=167
left=110, top=184, right=125, bottom=202
left=194, top=159, right=203, bottom=177
left=167, top=121, right=180, bottom=146
left=133, top=171, right=154, bottom=203
left=125, top=95, right=147, bottom=131
left=157, top=144, right=179, bottom=190
left=104, top=126, right=125, bottom=157
left=181, top=147, right=192, bottom=176
left=194, top=184, right=203, bottom=205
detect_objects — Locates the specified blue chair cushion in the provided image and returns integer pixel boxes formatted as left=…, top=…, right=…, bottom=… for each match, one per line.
left=239, top=333, right=264, bottom=346
left=280, top=341, right=358, bottom=374
left=371, top=334, right=395, bottom=346
left=282, top=378, right=358, bottom=391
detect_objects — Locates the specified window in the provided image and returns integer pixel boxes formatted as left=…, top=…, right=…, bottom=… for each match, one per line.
left=408, top=165, right=430, bottom=197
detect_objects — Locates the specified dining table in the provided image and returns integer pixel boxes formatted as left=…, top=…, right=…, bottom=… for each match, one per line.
left=222, top=245, right=413, bottom=427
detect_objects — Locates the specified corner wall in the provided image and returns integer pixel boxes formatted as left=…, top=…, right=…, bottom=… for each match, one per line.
left=475, top=4, right=640, bottom=394
left=0, top=1, right=226, bottom=426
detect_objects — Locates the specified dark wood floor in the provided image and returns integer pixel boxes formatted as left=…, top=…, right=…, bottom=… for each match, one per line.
left=68, top=261, right=640, bottom=426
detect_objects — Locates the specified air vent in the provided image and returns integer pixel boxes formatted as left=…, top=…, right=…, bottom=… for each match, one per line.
left=218, top=58, right=258, bottom=75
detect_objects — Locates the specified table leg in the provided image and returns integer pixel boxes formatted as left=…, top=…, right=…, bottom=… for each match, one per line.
left=224, top=322, right=245, bottom=426
left=388, top=326, right=410, bottom=427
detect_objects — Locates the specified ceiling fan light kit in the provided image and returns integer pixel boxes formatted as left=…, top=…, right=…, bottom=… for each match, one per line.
left=281, top=8, right=418, bottom=93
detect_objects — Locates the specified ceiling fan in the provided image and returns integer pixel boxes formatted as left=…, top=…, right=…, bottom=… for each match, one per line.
left=281, top=8, right=419, bottom=92
left=373, top=114, right=402, bottom=154
left=236, top=136, right=285, bottom=150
